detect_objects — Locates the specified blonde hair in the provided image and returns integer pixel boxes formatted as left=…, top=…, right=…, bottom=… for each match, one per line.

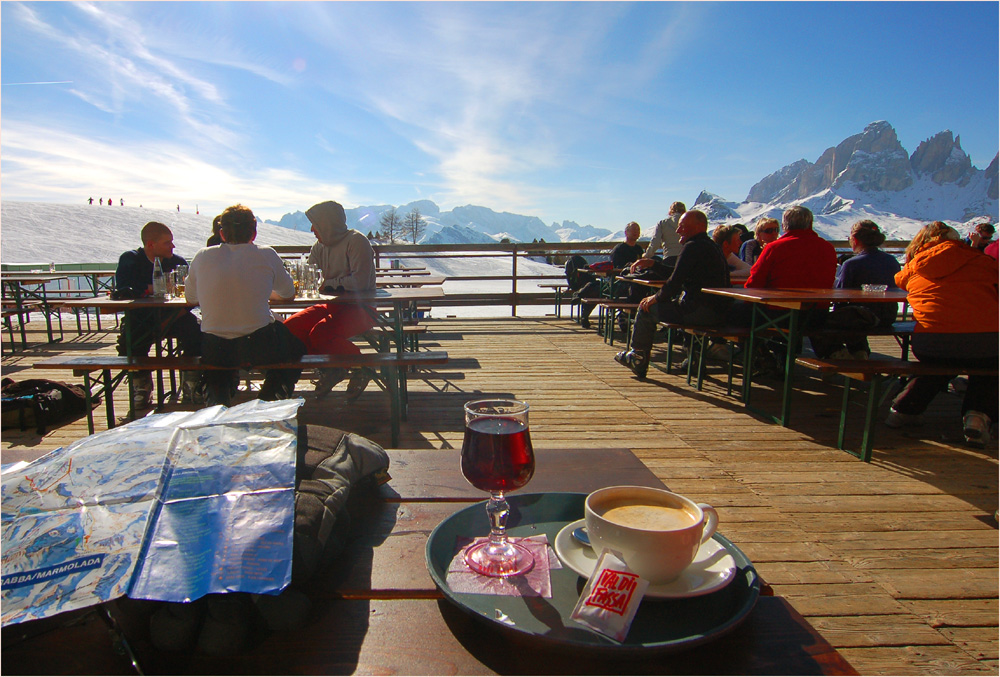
left=905, top=221, right=960, bottom=262
left=754, top=217, right=779, bottom=238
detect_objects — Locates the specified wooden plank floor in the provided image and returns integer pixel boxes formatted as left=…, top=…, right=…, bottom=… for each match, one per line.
left=3, top=315, right=998, bottom=675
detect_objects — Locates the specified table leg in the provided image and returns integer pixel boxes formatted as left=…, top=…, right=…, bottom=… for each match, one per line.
left=11, top=282, right=28, bottom=349
left=745, top=304, right=800, bottom=426
left=779, top=309, right=801, bottom=426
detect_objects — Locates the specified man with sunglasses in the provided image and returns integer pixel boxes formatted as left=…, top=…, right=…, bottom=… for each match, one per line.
left=739, top=217, right=781, bottom=266
left=965, top=222, right=995, bottom=252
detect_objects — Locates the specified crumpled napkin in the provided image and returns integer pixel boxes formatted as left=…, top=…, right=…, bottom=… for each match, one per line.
left=446, top=535, right=561, bottom=597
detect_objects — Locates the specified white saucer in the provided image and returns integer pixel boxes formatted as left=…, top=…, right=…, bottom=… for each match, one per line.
left=553, top=519, right=737, bottom=599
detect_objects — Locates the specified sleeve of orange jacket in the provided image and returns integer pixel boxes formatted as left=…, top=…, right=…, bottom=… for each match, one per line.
left=894, top=264, right=913, bottom=291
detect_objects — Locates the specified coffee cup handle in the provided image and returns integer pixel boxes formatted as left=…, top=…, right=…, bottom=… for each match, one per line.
left=698, top=503, right=719, bottom=544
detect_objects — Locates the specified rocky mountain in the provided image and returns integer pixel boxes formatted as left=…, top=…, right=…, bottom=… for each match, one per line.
left=732, top=121, right=997, bottom=239
left=263, top=201, right=616, bottom=244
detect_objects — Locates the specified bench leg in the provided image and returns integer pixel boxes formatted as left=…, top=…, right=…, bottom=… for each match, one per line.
left=82, top=372, right=96, bottom=435
left=103, top=369, right=116, bottom=430
left=384, top=364, right=400, bottom=447
left=837, top=376, right=852, bottom=451
left=834, top=375, right=881, bottom=463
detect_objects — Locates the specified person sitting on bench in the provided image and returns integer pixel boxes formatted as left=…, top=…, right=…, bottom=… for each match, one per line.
left=113, top=221, right=202, bottom=409
left=886, top=221, right=998, bottom=447
left=283, top=200, right=377, bottom=399
left=810, top=220, right=901, bottom=361
left=186, top=204, right=306, bottom=406
left=614, top=210, right=731, bottom=379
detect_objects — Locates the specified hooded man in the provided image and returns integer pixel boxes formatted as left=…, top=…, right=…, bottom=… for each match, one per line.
left=283, top=200, right=377, bottom=398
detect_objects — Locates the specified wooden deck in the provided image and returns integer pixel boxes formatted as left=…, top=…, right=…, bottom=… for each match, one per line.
left=3, top=315, right=997, bottom=675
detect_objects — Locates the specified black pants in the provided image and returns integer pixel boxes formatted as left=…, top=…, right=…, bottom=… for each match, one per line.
left=630, top=300, right=727, bottom=356
left=891, top=332, right=998, bottom=418
left=201, top=322, right=307, bottom=406
left=117, top=309, right=202, bottom=358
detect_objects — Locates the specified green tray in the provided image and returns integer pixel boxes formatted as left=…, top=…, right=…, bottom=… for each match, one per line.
left=425, top=492, right=760, bottom=654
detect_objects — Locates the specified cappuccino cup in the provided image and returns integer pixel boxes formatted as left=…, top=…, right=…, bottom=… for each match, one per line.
left=585, top=486, right=719, bottom=584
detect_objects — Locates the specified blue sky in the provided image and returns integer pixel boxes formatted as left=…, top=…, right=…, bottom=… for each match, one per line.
left=2, top=1, right=997, bottom=229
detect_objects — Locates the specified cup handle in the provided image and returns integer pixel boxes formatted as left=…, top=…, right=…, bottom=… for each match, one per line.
left=698, top=503, right=719, bottom=544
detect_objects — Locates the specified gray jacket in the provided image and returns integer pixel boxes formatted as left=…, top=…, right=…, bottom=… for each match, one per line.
left=643, top=214, right=682, bottom=259
left=306, top=201, right=376, bottom=292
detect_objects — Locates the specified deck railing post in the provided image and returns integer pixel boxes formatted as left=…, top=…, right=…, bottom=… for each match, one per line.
left=511, top=245, right=518, bottom=317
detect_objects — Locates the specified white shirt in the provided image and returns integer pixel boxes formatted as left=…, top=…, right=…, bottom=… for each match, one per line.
left=186, top=242, right=294, bottom=339
left=727, top=252, right=752, bottom=274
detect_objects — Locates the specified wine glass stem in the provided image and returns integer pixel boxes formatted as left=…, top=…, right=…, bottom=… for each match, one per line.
left=486, top=491, right=511, bottom=547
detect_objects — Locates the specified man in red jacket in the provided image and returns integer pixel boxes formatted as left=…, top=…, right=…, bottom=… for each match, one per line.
left=731, top=206, right=837, bottom=373
left=744, top=206, right=837, bottom=290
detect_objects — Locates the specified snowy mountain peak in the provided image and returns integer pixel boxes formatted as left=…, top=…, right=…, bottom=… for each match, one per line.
left=910, top=130, right=975, bottom=186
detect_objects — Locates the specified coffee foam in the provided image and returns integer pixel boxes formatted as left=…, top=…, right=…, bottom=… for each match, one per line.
left=601, top=504, right=698, bottom=531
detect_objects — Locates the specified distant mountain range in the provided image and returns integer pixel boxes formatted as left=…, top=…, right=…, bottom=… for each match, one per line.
left=265, top=200, right=612, bottom=246
left=265, top=120, right=998, bottom=243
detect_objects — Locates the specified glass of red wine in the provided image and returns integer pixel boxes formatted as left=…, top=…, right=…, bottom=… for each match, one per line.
left=460, top=399, right=536, bottom=577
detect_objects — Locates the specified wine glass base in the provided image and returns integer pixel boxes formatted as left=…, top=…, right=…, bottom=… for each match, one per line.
left=464, top=540, right=535, bottom=578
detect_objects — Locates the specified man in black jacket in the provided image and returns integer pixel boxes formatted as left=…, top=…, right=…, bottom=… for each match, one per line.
left=614, top=210, right=731, bottom=378
left=114, top=221, right=202, bottom=408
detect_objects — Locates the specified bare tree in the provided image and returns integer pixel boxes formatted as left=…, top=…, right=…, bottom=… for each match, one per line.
left=403, top=207, right=426, bottom=244
left=379, top=207, right=401, bottom=242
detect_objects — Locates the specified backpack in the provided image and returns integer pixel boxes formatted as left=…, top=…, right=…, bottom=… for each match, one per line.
left=142, top=426, right=390, bottom=656
left=1, top=378, right=94, bottom=435
left=564, top=255, right=591, bottom=291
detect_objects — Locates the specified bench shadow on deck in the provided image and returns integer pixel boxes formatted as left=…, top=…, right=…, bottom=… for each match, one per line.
left=2, top=315, right=998, bottom=675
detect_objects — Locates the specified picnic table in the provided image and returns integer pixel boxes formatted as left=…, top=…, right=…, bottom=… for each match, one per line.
left=58, top=288, right=447, bottom=420
left=702, top=287, right=909, bottom=425
left=1, top=427, right=857, bottom=674
left=1, top=273, right=68, bottom=349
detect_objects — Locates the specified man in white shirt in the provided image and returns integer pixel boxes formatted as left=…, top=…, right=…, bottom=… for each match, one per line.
left=186, top=204, right=306, bottom=405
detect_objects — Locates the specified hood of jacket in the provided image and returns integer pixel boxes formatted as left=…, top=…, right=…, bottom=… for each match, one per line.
left=910, top=240, right=987, bottom=282
left=306, top=201, right=350, bottom=246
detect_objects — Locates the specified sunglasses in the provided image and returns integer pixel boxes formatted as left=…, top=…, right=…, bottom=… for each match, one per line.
left=761, top=227, right=779, bottom=234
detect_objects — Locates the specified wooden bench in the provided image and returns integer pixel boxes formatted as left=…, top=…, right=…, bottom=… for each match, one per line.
left=655, top=322, right=752, bottom=396
left=33, top=351, right=450, bottom=446
left=1, top=299, right=65, bottom=348
left=805, top=320, right=917, bottom=360
left=593, top=300, right=640, bottom=347
left=795, top=355, right=999, bottom=462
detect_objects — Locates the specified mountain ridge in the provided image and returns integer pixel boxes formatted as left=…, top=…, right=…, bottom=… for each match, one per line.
left=263, top=120, right=997, bottom=244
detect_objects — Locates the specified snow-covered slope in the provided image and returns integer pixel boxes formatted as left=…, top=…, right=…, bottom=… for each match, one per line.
left=0, top=200, right=573, bottom=318
left=0, top=202, right=318, bottom=264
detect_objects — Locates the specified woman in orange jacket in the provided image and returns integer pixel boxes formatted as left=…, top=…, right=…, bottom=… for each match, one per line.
left=887, top=222, right=998, bottom=446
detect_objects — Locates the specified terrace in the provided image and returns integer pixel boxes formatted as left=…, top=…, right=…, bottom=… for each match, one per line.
left=1, top=252, right=996, bottom=675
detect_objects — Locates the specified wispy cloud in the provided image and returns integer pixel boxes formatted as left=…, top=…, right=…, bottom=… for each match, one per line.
left=12, top=2, right=238, bottom=148
left=1, top=122, right=351, bottom=219
left=293, top=3, right=696, bottom=214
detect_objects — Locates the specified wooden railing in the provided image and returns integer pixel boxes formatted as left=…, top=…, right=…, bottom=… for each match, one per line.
left=4, top=239, right=909, bottom=317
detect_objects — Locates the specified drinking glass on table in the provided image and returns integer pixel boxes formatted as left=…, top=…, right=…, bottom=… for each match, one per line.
left=460, top=399, right=536, bottom=577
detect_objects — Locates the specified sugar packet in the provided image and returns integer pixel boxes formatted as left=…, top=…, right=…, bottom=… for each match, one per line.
left=570, top=548, right=650, bottom=642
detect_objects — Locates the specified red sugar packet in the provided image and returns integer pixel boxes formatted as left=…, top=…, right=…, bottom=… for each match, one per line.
left=446, top=535, right=560, bottom=597
left=570, top=548, right=650, bottom=642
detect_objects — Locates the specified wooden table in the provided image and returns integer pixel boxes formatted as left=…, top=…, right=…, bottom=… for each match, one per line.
left=1, top=430, right=857, bottom=674
left=702, top=287, right=908, bottom=425
left=1, top=274, right=68, bottom=348
left=377, top=274, right=446, bottom=287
